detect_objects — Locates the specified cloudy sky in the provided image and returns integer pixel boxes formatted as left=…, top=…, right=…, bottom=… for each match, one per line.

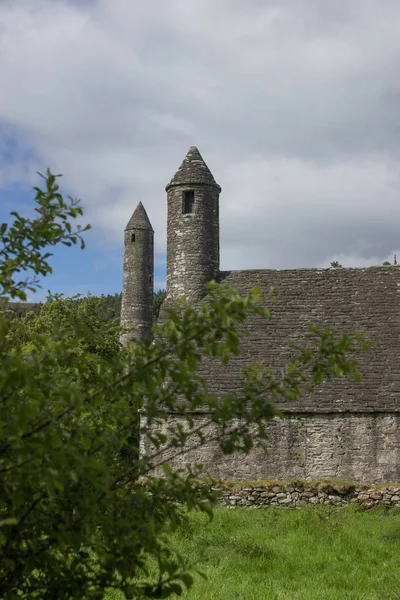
left=1, top=0, right=400, bottom=300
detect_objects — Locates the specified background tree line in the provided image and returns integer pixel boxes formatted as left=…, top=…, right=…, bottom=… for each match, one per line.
left=5, top=288, right=166, bottom=325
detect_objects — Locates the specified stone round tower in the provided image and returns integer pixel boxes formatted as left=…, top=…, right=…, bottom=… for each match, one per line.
left=165, top=146, right=221, bottom=303
left=120, top=201, right=154, bottom=345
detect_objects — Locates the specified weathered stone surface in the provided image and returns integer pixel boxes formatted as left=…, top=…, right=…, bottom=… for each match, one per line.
left=166, top=146, right=221, bottom=190
left=164, top=147, right=221, bottom=304
left=143, top=413, right=400, bottom=483
left=120, top=202, right=154, bottom=345
left=215, top=483, right=400, bottom=508
left=204, top=266, right=400, bottom=414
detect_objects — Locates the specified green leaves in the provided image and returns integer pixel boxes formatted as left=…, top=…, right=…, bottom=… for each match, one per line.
left=290, top=326, right=373, bottom=388
left=0, top=169, right=90, bottom=301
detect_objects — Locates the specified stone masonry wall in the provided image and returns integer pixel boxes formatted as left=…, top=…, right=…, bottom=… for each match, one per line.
left=120, top=213, right=154, bottom=345
left=166, top=183, right=220, bottom=303
left=142, top=412, right=400, bottom=484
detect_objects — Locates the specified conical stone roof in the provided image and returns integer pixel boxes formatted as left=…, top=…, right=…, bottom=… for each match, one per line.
left=166, top=146, right=221, bottom=190
left=125, top=201, right=154, bottom=231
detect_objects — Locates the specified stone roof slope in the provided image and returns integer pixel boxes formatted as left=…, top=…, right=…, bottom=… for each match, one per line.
left=125, top=201, right=154, bottom=231
left=166, top=146, right=221, bottom=190
left=187, top=266, right=400, bottom=413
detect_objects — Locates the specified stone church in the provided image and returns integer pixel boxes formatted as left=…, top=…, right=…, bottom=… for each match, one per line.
left=121, top=146, right=400, bottom=484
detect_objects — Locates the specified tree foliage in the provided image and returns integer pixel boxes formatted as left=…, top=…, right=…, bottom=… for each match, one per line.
left=330, top=261, right=343, bottom=269
left=0, top=170, right=90, bottom=301
left=5, top=289, right=166, bottom=326
left=0, top=172, right=369, bottom=599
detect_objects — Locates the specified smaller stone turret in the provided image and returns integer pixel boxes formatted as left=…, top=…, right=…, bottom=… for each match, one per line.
left=120, top=202, right=154, bottom=345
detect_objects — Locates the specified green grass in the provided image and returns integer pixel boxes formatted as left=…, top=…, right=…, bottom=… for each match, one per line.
left=107, top=505, right=400, bottom=600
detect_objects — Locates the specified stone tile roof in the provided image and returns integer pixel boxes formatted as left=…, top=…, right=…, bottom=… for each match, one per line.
left=192, top=266, right=400, bottom=413
left=166, top=146, right=221, bottom=190
left=125, top=202, right=154, bottom=231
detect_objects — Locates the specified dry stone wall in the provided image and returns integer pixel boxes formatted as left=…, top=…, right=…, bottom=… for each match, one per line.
left=215, top=482, right=400, bottom=509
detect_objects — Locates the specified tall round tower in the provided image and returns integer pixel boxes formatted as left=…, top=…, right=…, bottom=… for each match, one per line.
left=120, top=201, right=154, bottom=345
left=165, top=146, right=221, bottom=303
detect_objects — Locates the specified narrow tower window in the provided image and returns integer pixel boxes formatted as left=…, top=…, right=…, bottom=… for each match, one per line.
left=131, top=233, right=135, bottom=242
left=183, top=190, right=195, bottom=214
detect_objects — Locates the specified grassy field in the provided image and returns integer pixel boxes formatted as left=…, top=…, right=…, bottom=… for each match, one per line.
left=107, top=505, right=400, bottom=600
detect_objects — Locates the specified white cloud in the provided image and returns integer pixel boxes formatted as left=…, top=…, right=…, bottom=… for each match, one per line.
left=219, top=155, right=400, bottom=268
left=1, top=0, right=400, bottom=273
